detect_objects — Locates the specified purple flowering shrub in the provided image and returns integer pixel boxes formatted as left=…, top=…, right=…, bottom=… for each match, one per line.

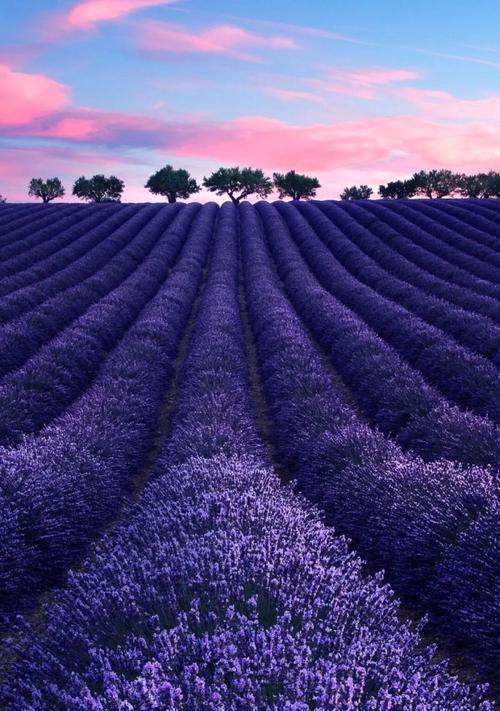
left=0, top=204, right=215, bottom=617
left=1, top=202, right=491, bottom=710
left=241, top=202, right=500, bottom=683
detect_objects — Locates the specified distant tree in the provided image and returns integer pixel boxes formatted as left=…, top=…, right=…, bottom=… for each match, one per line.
left=411, top=169, right=460, bottom=199
left=456, top=174, right=483, bottom=198
left=478, top=171, right=500, bottom=198
left=273, top=170, right=321, bottom=200
left=145, top=165, right=200, bottom=203
left=28, top=177, right=65, bottom=203
left=378, top=179, right=416, bottom=199
left=0, top=194, right=6, bottom=204
left=72, top=174, right=124, bottom=202
left=340, top=185, right=373, bottom=200
left=203, top=167, right=273, bottom=204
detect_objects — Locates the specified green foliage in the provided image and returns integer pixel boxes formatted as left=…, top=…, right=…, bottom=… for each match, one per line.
left=72, top=174, right=124, bottom=203
left=378, top=179, right=416, bottom=199
left=458, top=171, right=500, bottom=198
left=340, top=185, right=373, bottom=200
left=145, top=165, right=200, bottom=203
left=28, top=177, right=65, bottom=203
left=272, top=170, right=321, bottom=200
left=203, top=166, right=273, bottom=204
left=411, top=169, right=461, bottom=199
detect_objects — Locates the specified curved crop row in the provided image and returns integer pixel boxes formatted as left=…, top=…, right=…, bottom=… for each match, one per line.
left=0, top=204, right=74, bottom=239
left=418, top=200, right=500, bottom=249
left=403, top=200, right=500, bottom=264
left=256, top=202, right=500, bottom=471
left=0, top=204, right=83, bottom=250
left=241, top=201, right=500, bottom=685
left=325, top=200, right=500, bottom=325
left=0, top=203, right=131, bottom=289
left=0, top=203, right=216, bottom=618
left=0, top=205, right=159, bottom=322
left=0, top=204, right=172, bottom=375
left=360, top=201, right=500, bottom=300
left=1, top=202, right=490, bottom=710
left=294, top=201, right=500, bottom=367
left=275, top=201, right=500, bottom=424
left=0, top=204, right=199, bottom=446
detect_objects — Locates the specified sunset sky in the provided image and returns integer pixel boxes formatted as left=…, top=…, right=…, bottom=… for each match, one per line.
left=1, top=0, right=500, bottom=202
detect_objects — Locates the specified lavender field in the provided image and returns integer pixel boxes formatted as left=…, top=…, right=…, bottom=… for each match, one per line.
left=0, top=199, right=499, bottom=709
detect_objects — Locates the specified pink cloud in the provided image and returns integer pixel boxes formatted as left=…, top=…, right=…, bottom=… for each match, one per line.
left=0, top=64, right=69, bottom=126
left=398, top=87, right=500, bottom=121
left=138, top=21, right=297, bottom=61
left=265, top=87, right=324, bottom=103
left=37, top=0, right=179, bottom=40
left=310, top=66, right=420, bottom=99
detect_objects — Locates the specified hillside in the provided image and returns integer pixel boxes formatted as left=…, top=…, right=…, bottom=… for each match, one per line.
left=0, top=199, right=498, bottom=708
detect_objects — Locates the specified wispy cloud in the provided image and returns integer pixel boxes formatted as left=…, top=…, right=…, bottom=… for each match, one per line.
left=221, top=15, right=370, bottom=45
left=414, top=48, right=500, bottom=68
left=39, top=0, right=179, bottom=38
left=137, top=21, right=297, bottom=61
left=309, top=67, right=420, bottom=99
left=265, top=87, right=324, bottom=103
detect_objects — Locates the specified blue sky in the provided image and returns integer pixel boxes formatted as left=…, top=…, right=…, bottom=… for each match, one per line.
left=1, top=0, right=500, bottom=201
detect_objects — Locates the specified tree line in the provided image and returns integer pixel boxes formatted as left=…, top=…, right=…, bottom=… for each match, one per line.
left=1, top=166, right=499, bottom=205
left=342, top=169, right=500, bottom=200
left=0, top=168, right=321, bottom=205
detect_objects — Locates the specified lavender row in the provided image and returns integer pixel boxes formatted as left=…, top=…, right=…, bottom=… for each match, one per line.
left=294, top=201, right=500, bottom=368
left=394, top=200, right=500, bottom=277
left=0, top=204, right=78, bottom=241
left=0, top=203, right=216, bottom=618
left=0, top=203, right=132, bottom=289
left=359, top=200, right=500, bottom=300
left=420, top=199, right=500, bottom=247
left=275, top=201, right=500, bottom=424
left=241, top=201, right=500, bottom=685
left=0, top=205, right=160, bottom=323
left=256, top=202, right=500, bottom=471
left=0, top=204, right=198, bottom=446
left=0, top=204, right=84, bottom=252
left=1, top=202, right=490, bottom=709
left=0, top=204, right=170, bottom=375
left=321, top=200, right=500, bottom=325
left=450, top=197, right=500, bottom=225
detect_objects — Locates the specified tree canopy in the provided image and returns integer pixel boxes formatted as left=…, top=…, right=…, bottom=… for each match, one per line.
left=411, top=169, right=459, bottom=199
left=0, top=195, right=6, bottom=204
left=340, top=185, right=373, bottom=200
left=72, top=175, right=125, bottom=202
left=28, top=177, right=65, bottom=203
left=145, top=165, right=200, bottom=203
left=273, top=170, right=321, bottom=200
left=378, top=179, right=416, bottom=199
left=458, top=171, right=500, bottom=198
left=203, top=167, right=273, bottom=204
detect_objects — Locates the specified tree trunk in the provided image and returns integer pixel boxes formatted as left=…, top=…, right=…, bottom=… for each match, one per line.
left=167, top=194, right=176, bottom=203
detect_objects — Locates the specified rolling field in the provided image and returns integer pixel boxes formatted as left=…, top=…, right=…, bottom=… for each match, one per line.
left=0, top=199, right=499, bottom=708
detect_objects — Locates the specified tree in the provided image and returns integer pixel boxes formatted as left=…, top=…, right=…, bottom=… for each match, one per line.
left=378, top=179, right=416, bottom=199
left=28, top=177, right=65, bottom=203
left=478, top=171, right=500, bottom=198
left=72, top=174, right=124, bottom=202
left=273, top=170, right=321, bottom=200
left=340, top=185, right=373, bottom=200
left=203, top=167, right=273, bottom=204
left=0, top=195, right=6, bottom=204
left=145, top=165, right=200, bottom=203
left=411, top=169, right=460, bottom=199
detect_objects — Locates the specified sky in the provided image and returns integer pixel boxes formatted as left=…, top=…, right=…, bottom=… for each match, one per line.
left=1, top=0, right=500, bottom=202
